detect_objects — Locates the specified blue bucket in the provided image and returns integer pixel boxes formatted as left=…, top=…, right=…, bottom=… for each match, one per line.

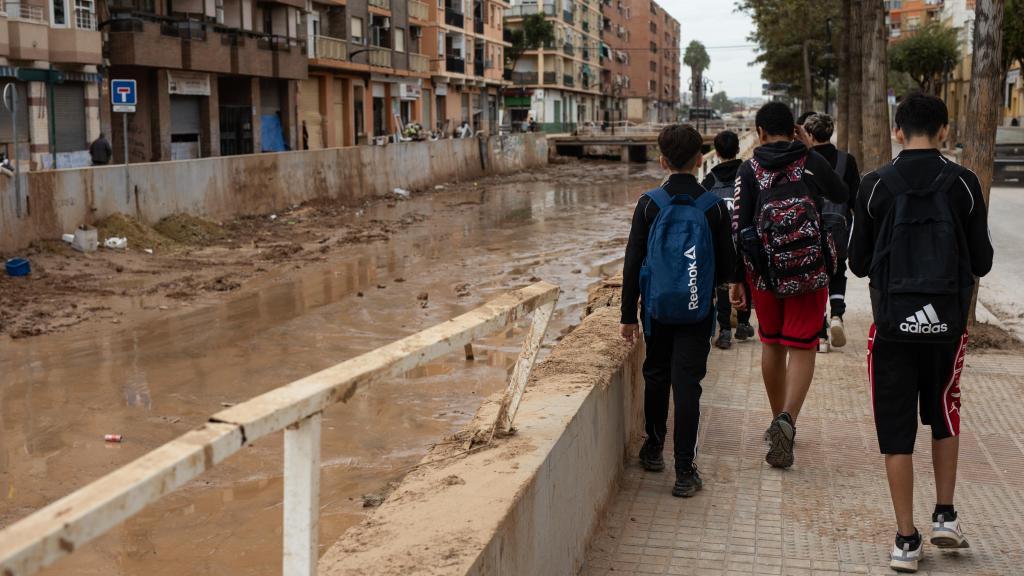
left=5, top=258, right=30, bottom=277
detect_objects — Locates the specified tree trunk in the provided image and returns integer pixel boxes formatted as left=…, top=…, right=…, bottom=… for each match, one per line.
left=861, top=0, right=890, bottom=171
left=836, top=0, right=850, bottom=150
left=847, top=0, right=864, bottom=164
left=802, top=40, right=814, bottom=114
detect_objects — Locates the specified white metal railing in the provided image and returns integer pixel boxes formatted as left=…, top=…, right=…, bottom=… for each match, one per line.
left=6, top=2, right=47, bottom=23
left=313, top=35, right=348, bottom=61
left=368, top=0, right=390, bottom=9
left=0, top=282, right=559, bottom=576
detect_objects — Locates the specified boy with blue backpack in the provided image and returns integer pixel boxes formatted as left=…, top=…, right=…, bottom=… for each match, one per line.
left=701, top=130, right=755, bottom=350
left=621, top=124, right=735, bottom=497
left=849, top=93, right=993, bottom=573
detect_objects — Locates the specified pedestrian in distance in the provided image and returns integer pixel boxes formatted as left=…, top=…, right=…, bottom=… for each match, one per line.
left=730, top=102, right=848, bottom=469
left=89, top=133, right=112, bottom=166
left=798, top=113, right=861, bottom=352
left=700, top=129, right=754, bottom=350
left=621, top=124, right=735, bottom=498
left=849, top=92, right=993, bottom=574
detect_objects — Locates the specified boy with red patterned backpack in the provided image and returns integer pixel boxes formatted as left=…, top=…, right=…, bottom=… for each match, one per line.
left=728, top=102, right=848, bottom=469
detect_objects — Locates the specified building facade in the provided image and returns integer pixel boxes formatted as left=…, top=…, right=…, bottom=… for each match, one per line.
left=0, top=0, right=103, bottom=169
left=504, top=0, right=603, bottom=133
left=885, top=0, right=946, bottom=41
left=600, top=0, right=678, bottom=123
left=100, top=0, right=306, bottom=162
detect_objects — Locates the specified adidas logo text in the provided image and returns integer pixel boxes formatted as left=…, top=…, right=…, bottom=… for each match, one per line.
left=899, top=303, right=949, bottom=334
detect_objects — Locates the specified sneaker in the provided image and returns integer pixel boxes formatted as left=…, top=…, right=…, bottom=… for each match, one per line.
left=735, top=323, right=755, bottom=341
left=638, top=440, right=665, bottom=472
left=890, top=532, right=923, bottom=573
left=830, top=316, right=847, bottom=348
left=817, top=337, right=831, bottom=353
left=930, top=513, right=970, bottom=549
left=671, top=464, right=703, bottom=498
left=765, top=412, right=795, bottom=468
left=714, top=329, right=733, bottom=350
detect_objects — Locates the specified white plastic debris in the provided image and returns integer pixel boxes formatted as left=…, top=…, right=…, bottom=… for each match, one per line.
left=72, top=226, right=98, bottom=253
left=61, top=233, right=74, bottom=244
left=434, top=185, right=446, bottom=190
left=393, top=188, right=411, bottom=198
left=143, top=248, right=154, bottom=255
left=104, top=237, right=128, bottom=250
left=269, top=214, right=278, bottom=221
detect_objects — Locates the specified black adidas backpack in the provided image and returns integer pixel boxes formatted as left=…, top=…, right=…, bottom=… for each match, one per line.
left=869, top=162, right=973, bottom=343
left=822, top=151, right=850, bottom=262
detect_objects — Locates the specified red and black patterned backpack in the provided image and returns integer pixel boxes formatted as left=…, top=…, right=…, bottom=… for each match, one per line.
left=748, top=155, right=837, bottom=297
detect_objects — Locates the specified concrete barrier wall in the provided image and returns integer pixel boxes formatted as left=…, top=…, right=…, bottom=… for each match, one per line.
left=0, top=134, right=549, bottom=252
left=319, top=282, right=644, bottom=576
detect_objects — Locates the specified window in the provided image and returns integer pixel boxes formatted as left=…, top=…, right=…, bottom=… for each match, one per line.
left=649, top=79, right=656, bottom=91
left=650, top=41, right=656, bottom=53
left=52, top=0, right=67, bottom=26
left=74, top=0, right=95, bottom=29
left=395, top=27, right=405, bottom=52
left=649, top=60, right=656, bottom=72
left=351, top=16, right=364, bottom=44
left=649, top=21, right=655, bottom=33
left=438, top=30, right=445, bottom=56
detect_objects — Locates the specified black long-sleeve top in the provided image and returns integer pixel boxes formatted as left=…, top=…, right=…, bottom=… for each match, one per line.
left=812, top=143, right=861, bottom=219
left=621, top=172, right=736, bottom=325
left=731, top=140, right=849, bottom=282
left=849, top=148, right=993, bottom=279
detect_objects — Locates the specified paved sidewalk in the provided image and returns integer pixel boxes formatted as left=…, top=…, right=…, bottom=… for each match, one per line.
left=582, top=277, right=1024, bottom=576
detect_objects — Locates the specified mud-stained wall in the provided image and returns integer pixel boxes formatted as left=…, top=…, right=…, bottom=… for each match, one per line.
left=319, top=281, right=646, bottom=576
left=0, top=134, right=549, bottom=253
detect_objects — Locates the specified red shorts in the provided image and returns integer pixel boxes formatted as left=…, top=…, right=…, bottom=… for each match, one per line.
left=748, top=280, right=827, bottom=350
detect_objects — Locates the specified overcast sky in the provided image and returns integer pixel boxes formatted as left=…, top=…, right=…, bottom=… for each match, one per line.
left=660, top=0, right=765, bottom=99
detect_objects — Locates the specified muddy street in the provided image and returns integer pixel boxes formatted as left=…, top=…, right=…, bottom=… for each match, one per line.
left=0, top=161, right=660, bottom=576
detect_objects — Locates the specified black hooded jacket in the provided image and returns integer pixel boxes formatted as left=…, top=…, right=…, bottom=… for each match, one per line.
left=700, top=158, right=743, bottom=192
left=731, top=140, right=849, bottom=282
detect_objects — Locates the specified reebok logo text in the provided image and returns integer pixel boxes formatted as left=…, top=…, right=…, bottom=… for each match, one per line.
left=685, top=246, right=698, bottom=311
left=899, top=303, right=949, bottom=335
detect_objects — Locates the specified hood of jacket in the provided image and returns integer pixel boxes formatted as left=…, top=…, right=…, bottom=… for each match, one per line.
left=752, top=140, right=808, bottom=170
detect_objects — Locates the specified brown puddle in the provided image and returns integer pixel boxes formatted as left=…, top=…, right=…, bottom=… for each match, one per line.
left=0, top=162, right=661, bottom=575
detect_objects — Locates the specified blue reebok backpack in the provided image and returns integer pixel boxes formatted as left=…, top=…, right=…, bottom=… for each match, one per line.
left=639, top=188, right=720, bottom=334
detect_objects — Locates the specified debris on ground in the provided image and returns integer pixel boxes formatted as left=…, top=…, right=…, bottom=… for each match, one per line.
left=154, top=214, right=227, bottom=246
left=103, top=237, right=128, bottom=250
left=362, top=493, right=386, bottom=508
left=454, top=283, right=471, bottom=298
left=441, top=475, right=465, bottom=486
left=96, top=214, right=175, bottom=251
left=104, top=434, right=123, bottom=443
left=968, top=322, right=1024, bottom=351
left=393, top=188, right=411, bottom=198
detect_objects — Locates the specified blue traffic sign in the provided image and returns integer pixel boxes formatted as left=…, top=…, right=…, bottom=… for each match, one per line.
left=111, top=79, right=137, bottom=108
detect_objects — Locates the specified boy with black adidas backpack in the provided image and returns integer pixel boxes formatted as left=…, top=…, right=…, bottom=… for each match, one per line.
left=849, top=93, right=993, bottom=574
left=729, top=102, right=848, bottom=470
left=621, top=124, right=735, bottom=498
left=701, top=130, right=754, bottom=350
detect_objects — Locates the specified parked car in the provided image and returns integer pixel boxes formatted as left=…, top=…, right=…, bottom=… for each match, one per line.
left=995, top=126, right=1024, bottom=184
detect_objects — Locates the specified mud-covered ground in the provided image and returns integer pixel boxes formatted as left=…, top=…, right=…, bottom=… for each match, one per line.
left=0, top=160, right=622, bottom=340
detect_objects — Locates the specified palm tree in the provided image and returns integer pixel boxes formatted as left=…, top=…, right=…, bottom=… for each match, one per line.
left=684, top=41, right=711, bottom=109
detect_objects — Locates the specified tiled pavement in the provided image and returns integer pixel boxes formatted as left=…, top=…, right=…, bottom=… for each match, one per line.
left=581, top=278, right=1024, bottom=576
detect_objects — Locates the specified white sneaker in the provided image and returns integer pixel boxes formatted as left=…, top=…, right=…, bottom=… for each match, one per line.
left=890, top=538, right=923, bottom=573
left=930, top=513, right=970, bottom=549
left=817, top=337, right=831, bottom=353
left=830, top=316, right=846, bottom=348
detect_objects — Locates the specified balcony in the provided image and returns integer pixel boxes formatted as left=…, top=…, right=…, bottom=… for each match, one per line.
left=368, top=0, right=391, bottom=10
left=563, top=9, right=573, bottom=23
left=49, top=25, right=102, bottom=64
left=473, top=60, right=484, bottom=76
left=474, top=17, right=483, bottom=33
left=562, top=41, right=573, bottom=55
left=368, top=47, right=392, bottom=67
left=509, top=71, right=538, bottom=84
left=507, top=3, right=555, bottom=16
left=107, top=17, right=305, bottom=80
left=582, top=20, right=589, bottom=31
left=409, top=52, right=429, bottom=72
left=409, top=0, right=429, bottom=21
left=445, top=7, right=464, bottom=27
left=313, top=35, right=347, bottom=61
left=543, top=71, right=557, bottom=84
left=445, top=55, right=465, bottom=73
left=582, top=48, right=589, bottom=61
left=563, top=73, right=574, bottom=86
left=8, top=10, right=49, bottom=61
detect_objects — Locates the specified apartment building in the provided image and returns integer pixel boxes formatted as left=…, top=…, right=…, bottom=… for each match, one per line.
left=299, top=0, right=506, bottom=148
left=885, top=0, right=945, bottom=41
left=940, top=0, right=973, bottom=142
left=600, top=0, right=678, bottom=124
left=0, top=0, right=103, bottom=169
left=100, top=0, right=306, bottom=162
left=505, top=0, right=603, bottom=133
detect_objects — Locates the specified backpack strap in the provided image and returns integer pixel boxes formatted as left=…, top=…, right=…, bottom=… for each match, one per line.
left=694, top=190, right=722, bottom=214
left=834, top=151, right=848, bottom=179
left=645, top=187, right=672, bottom=211
left=928, top=162, right=966, bottom=198
left=875, top=163, right=911, bottom=197
left=877, top=161, right=964, bottom=198
left=708, top=171, right=721, bottom=188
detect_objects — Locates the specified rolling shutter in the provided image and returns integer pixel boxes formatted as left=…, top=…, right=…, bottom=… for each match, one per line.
left=53, top=83, right=87, bottom=153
